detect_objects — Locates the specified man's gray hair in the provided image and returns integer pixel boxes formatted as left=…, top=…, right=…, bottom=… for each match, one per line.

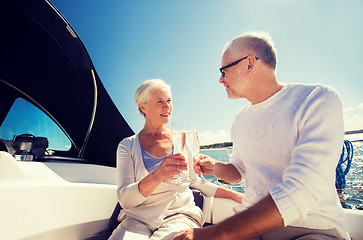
left=224, top=31, right=277, bottom=69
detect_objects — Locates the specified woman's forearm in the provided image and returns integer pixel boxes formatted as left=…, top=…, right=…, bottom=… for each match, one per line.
left=214, top=187, right=243, bottom=203
left=138, top=171, right=163, bottom=197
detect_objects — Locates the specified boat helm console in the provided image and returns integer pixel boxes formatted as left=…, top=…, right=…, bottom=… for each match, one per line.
left=1, top=134, right=48, bottom=160
left=0, top=134, right=87, bottom=163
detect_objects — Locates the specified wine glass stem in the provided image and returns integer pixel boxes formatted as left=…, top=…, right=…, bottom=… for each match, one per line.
left=196, top=154, right=205, bottom=180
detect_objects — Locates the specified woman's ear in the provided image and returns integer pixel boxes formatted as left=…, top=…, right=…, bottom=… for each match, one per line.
left=139, top=102, right=146, bottom=113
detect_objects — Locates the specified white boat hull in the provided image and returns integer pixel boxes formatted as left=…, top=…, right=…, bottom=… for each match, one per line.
left=0, top=152, right=117, bottom=240
left=1, top=151, right=362, bottom=240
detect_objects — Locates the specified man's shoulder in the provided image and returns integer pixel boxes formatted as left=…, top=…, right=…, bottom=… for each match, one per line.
left=285, top=84, right=342, bottom=112
left=286, top=83, right=339, bottom=97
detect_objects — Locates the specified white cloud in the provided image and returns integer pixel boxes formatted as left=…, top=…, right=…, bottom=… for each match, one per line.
left=343, top=102, right=363, bottom=131
left=344, top=113, right=363, bottom=131
left=343, top=107, right=354, bottom=113
left=199, top=130, right=231, bottom=146
left=344, top=102, right=363, bottom=112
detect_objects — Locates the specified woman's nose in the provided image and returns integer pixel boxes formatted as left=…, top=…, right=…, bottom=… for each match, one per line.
left=164, top=102, right=171, bottom=108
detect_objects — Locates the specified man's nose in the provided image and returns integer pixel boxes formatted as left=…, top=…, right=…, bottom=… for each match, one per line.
left=219, top=75, right=224, bottom=84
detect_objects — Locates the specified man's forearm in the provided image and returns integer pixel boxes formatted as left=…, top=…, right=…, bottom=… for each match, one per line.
left=214, top=162, right=241, bottom=183
left=173, top=194, right=284, bottom=240
left=205, top=194, right=284, bottom=240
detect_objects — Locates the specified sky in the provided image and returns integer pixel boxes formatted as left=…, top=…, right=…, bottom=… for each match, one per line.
left=50, top=0, right=363, bottom=145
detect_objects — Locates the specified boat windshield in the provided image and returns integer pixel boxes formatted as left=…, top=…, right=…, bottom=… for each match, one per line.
left=0, top=98, right=71, bottom=151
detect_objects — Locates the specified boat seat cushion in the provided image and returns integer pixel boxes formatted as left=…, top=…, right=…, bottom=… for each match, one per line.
left=84, top=188, right=204, bottom=240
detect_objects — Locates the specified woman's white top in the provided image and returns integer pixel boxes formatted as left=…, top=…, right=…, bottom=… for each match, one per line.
left=116, top=134, right=217, bottom=229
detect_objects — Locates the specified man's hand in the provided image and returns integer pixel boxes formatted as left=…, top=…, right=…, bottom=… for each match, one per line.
left=195, top=154, right=241, bottom=183
left=173, top=226, right=216, bottom=240
left=194, top=154, right=217, bottom=175
left=173, top=228, right=195, bottom=240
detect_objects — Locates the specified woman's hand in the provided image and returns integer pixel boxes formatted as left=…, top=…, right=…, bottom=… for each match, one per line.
left=234, top=192, right=243, bottom=204
left=139, top=153, right=187, bottom=197
left=153, top=153, right=188, bottom=181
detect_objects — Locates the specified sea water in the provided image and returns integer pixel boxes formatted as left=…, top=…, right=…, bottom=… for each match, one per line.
left=200, top=141, right=363, bottom=207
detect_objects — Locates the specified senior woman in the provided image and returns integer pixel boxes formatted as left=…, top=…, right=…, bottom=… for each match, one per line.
left=109, top=79, right=242, bottom=240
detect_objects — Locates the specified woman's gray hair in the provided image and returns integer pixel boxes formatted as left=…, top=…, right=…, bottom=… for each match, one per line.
left=134, top=79, right=171, bottom=117
left=223, top=31, right=277, bottom=69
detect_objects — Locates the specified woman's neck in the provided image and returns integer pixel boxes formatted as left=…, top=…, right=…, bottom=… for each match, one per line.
left=139, top=123, right=172, bottom=157
left=140, top=121, right=170, bottom=138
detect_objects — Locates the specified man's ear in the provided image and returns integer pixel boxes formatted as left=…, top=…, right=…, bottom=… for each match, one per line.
left=247, top=55, right=257, bottom=71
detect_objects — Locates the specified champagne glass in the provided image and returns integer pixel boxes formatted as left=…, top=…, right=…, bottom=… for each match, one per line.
left=170, top=121, right=190, bottom=184
left=187, top=131, right=211, bottom=183
left=226, top=147, right=232, bottom=158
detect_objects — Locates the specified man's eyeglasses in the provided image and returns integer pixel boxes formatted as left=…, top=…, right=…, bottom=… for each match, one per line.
left=219, top=56, right=260, bottom=77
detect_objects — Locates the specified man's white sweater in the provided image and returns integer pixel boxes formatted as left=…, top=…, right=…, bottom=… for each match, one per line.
left=230, top=83, right=350, bottom=239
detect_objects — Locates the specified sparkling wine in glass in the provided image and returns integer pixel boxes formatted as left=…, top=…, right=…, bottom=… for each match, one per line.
left=188, top=131, right=211, bottom=183
left=226, top=147, right=232, bottom=158
left=170, top=122, right=190, bottom=184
